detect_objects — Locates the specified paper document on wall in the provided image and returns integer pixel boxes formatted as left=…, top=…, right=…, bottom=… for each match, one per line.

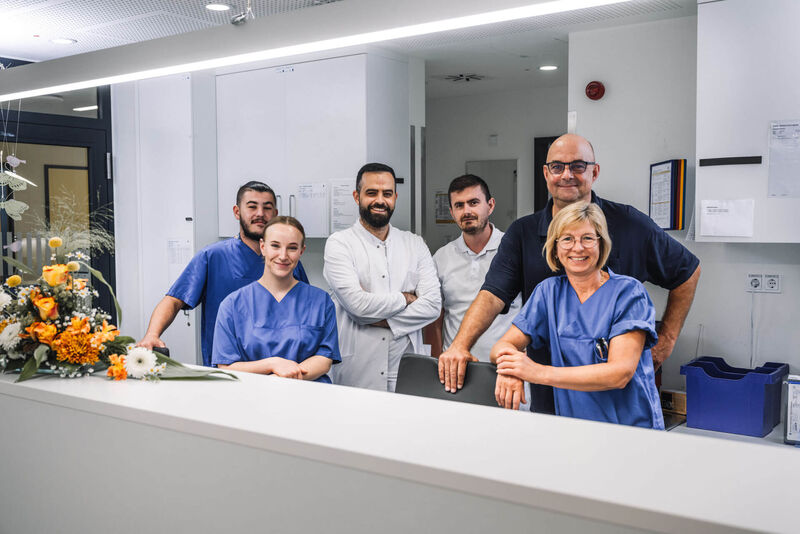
left=297, top=183, right=328, bottom=237
left=435, top=192, right=453, bottom=223
left=330, top=181, right=358, bottom=232
left=768, top=120, right=800, bottom=198
left=700, top=199, right=754, bottom=237
left=649, top=161, right=673, bottom=228
left=167, top=239, right=192, bottom=283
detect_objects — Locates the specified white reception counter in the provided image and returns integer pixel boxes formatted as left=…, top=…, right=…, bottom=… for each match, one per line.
left=1, top=370, right=797, bottom=534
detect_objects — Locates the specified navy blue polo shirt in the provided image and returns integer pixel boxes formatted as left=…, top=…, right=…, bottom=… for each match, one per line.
left=482, top=192, right=699, bottom=414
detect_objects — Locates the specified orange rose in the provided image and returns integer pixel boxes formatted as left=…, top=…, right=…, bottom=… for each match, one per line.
left=33, top=296, right=58, bottom=320
left=25, top=322, right=58, bottom=346
left=42, top=265, right=70, bottom=287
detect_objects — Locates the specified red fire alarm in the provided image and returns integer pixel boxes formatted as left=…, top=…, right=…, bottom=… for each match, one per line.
left=585, top=81, right=605, bottom=101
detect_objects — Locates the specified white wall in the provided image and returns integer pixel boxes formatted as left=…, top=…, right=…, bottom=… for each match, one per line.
left=569, top=15, right=800, bottom=388
left=424, top=86, right=567, bottom=251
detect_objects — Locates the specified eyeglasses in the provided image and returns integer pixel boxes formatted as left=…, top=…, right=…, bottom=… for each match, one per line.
left=556, top=234, right=600, bottom=249
left=545, top=160, right=596, bottom=174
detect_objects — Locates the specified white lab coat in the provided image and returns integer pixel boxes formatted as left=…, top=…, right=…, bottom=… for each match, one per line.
left=323, top=221, right=441, bottom=390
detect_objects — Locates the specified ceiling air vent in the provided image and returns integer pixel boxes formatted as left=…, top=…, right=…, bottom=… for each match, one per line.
left=444, top=73, right=485, bottom=82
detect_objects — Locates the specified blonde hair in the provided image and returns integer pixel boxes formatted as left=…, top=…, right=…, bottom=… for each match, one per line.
left=264, top=216, right=306, bottom=247
left=542, top=202, right=611, bottom=272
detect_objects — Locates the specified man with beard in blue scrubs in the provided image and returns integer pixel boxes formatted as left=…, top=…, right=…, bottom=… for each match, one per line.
left=137, top=181, right=308, bottom=366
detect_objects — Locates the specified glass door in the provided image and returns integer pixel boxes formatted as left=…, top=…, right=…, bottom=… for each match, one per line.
left=1, top=89, right=115, bottom=319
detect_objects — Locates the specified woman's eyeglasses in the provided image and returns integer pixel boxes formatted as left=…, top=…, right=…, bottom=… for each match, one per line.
left=556, top=234, right=600, bottom=249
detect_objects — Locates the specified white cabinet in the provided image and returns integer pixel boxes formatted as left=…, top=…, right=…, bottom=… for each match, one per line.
left=216, top=53, right=408, bottom=237
left=695, top=0, right=800, bottom=243
left=112, top=75, right=199, bottom=363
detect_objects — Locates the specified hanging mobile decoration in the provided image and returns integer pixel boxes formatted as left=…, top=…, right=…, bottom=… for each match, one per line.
left=0, top=75, right=36, bottom=221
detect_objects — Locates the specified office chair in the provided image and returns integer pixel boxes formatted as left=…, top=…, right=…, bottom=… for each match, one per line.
left=395, top=353, right=499, bottom=407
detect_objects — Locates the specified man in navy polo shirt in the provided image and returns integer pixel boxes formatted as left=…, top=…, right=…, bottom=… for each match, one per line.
left=438, top=134, right=700, bottom=413
left=137, top=181, right=308, bottom=366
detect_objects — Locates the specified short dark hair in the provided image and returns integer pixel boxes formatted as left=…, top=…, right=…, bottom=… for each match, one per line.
left=448, top=174, right=492, bottom=206
left=356, top=163, right=396, bottom=192
left=264, top=215, right=306, bottom=246
left=236, top=181, right=276, bottom=206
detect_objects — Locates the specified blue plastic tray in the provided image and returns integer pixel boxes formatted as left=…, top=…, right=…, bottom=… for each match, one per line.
left=680, top=356, right=789, bottom=437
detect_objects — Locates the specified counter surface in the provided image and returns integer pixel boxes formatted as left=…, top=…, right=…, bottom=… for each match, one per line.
left=1, top=370, right=797, bottom=533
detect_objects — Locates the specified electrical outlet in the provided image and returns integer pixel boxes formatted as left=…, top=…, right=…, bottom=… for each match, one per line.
left=746, top=273, right=763, bottom=292
left=763, top=274, right=782, bottom=293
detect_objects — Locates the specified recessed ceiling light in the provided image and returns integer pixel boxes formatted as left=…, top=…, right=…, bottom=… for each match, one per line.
left=50, top=38, right=77, bottom=45
left=205, top=3, right=231, bottom=11
left=73, top=105, right=98, bottom=112
left=539, top=65, right=558, bottom=71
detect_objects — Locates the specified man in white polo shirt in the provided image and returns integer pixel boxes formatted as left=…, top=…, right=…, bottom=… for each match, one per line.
left=424, top=174, right=527, bottom=408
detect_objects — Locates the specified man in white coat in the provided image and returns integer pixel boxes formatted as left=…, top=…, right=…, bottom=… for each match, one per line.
left=324, top=163, right=441, bottom=391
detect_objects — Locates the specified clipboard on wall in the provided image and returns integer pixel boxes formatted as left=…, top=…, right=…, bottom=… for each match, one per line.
left=649, top=159, right=686, bottom=230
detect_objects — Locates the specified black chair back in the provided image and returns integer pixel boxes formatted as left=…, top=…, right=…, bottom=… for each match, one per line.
left=395, top=353, right=498, bottom=407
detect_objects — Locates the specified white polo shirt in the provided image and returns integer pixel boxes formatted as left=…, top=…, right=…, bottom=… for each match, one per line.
left=432, top=225, right=522, bottom=361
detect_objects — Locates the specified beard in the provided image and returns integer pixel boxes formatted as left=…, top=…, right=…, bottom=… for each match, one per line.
left=240, top=217, right=267, bottom=241
left=359, top=202, right=394, bottom=228
left=459, top=215, right=488, bottom=235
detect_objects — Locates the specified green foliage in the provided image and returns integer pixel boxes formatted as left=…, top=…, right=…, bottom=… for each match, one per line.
left=154, top=351, right=238, bottom=381
left=16, top=344, right=50, bottom=382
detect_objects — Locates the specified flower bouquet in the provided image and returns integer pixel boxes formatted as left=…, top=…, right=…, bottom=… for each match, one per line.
left=0, top=237, right=236, bottom=383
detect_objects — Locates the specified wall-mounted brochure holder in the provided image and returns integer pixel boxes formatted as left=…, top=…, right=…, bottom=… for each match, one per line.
left=649, top=159, right=686, bottom=230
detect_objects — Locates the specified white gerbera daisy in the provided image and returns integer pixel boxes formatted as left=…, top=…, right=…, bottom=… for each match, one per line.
left=0, top=322, right=22, bottom=352
left=125, top=347, right=157, bottom=379
left=0, top=292, right=12, bottom=312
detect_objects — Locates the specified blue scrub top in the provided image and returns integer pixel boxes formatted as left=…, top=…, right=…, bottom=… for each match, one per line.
left=512, top=270, right=664, bottom=429
left=211, top=281, right=341, bottom=383
left=167, top=236, right=308, bottom=366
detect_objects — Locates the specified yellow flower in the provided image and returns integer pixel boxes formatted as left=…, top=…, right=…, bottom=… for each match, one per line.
left=73, top=278, right=88, bottom=290
left=33, top=296, right=59, bottom=321
left=42, top=265, right=70, bottom=286
left=48, top=237, right=63, bottom=248
left=6, top=275, right=21, bottom=287
left=66, top=261, right=80, bottom=272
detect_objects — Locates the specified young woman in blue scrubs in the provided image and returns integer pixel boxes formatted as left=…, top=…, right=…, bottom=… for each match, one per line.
left=491, top=202, right=664, bottom=429
left=212, top=217, right=341, bottom=382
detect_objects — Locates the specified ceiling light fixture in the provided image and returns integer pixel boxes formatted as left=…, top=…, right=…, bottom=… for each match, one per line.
left=50, top=38, right=77, bottom=45
left=539, top=65, right=558, bottom=71
left=0, top=0, right=628, bottom=102
left=205, top=3, right=232, bottom=11
left=72, top=105, right=99, bottom=112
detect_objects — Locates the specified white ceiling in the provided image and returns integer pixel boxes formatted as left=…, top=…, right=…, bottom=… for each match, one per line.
left=0, top=0, right=697, bottom=99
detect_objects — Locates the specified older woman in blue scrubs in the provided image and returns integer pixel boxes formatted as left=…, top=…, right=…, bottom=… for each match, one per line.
left=491, top=202, right=664, bottom=429
left=212, top=216, right=341, bottom=382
